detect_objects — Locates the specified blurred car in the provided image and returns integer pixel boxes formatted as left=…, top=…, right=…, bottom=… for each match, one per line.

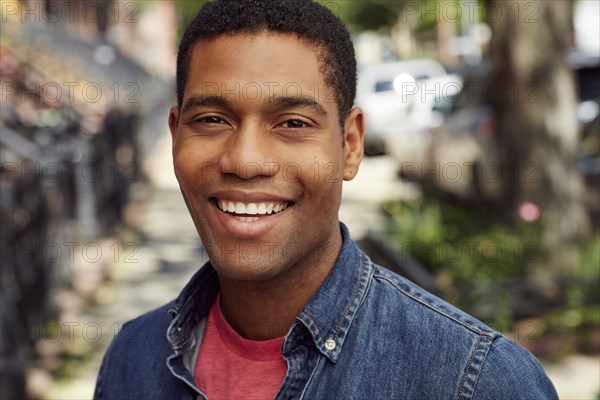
left=570, top=50, right=600, bottom=225
left=356, top=59, right=462, bottom=155
left=386, top=77, right=497, bottom=199
left=388, top=53, right=600, bottom=212
left=570, top=50, right=600, bottom=141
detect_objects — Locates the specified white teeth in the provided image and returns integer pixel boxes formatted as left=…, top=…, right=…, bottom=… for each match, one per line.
left=238, top=217, right=259, bottom=222
left=217, top=200, right=289, bottom=216
left=235, top=202, right=246, bottom=214
left=246, top=203, right=258, bottom=215
left=257, top=203, right=267, bottom=214
left=227, top=201, right=236, bottom=212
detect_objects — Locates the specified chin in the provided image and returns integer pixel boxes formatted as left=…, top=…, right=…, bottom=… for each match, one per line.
left=216, top=263, right=286, bottom=283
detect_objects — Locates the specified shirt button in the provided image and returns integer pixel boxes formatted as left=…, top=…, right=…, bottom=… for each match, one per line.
left=325, top=339, right=336, bottom=351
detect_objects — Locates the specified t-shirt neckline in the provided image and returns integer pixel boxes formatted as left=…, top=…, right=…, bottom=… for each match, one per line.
left=211, top=292, right=285, bottom=361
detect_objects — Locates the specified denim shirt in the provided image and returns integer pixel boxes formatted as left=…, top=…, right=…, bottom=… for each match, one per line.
left=94, top=223, right=558, bottom=400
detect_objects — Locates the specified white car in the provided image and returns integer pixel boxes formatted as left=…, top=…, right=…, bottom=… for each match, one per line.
left=356, top=59, right=462, bottom=155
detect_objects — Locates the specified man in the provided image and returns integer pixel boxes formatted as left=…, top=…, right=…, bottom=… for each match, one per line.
left=95, top=1, right=558, bottom=399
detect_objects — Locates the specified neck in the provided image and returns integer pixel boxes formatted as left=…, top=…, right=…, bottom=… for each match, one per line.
left=218, top=234, right=342, bottom=341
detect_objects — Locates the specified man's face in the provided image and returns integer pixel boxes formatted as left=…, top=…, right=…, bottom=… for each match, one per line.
left=169, top=32, right=363, bottom=282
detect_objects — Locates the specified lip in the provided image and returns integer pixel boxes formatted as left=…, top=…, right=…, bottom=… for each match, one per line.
left=210, top=190, right=293, bottom=203
left=209, top=190, right=295, bottom=239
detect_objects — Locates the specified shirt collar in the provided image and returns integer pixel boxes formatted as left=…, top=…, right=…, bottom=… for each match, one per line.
left=168, top=222, right=373, bottom=363
left=167, top=264, right=219, bottom=349
left=296, top=222, right=373, bottom=363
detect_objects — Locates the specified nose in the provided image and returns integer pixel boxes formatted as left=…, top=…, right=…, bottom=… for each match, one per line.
left=220, top=121, right=280, bottom=180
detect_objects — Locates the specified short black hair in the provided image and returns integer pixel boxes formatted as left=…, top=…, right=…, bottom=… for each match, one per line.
left=176, top=0, right=357, bottom=127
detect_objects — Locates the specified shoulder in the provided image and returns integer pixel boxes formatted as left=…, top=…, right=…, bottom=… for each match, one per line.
left=94, top=302, right=175, bottom=399
left=472, top=335, right=558, bottom=399
left=109, top=301, right=174, bottom=351
left=365, top=263, right=557, bottom=399
left=369, top=263, right=495, bottom=336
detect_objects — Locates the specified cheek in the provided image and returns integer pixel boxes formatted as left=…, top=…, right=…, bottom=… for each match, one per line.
left=313, top=152, right=345, bottom=212
left=306, top=147, right=345, bottom=186
left=305, top=161, right=344, bottom=208
left=173, top=143, right=191, bottom=171
left=174, top=146, right=209, bottom=185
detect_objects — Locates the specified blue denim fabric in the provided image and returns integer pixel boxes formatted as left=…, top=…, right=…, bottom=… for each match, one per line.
left=94, top=223, right=558, bottom=399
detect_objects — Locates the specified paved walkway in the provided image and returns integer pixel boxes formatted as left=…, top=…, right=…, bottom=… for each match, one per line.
left=41, top=188, right=202, bottom=399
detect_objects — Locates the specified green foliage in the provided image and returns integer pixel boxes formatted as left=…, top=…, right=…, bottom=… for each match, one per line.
left=382, top=196, right=545, bottom=330
left=320, top=0, right=489, bottom=34
left=557, top=232, right=600, bottom=350
left=382, top=197, right=543, bottom=284
left=382, top=197, right=599, bottom=352
left=319, top=1, right=402, bottom=33
left=579, top=233, right=600, bottom=280
left=580, top=116, right=600, bottom=157
left=171, top=1, right=205, bottom=42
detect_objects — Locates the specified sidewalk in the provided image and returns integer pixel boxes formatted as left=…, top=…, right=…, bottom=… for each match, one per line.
left=40, top=188, right=201, bottom=399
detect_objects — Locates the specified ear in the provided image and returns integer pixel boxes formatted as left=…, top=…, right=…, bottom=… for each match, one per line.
left=342, top=107, right=365, bottom=181
left=168, top=106, right=180, bottom=149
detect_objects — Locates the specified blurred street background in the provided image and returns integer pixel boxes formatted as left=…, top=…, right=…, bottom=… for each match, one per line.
left=0, top=0, right=598, bottom=399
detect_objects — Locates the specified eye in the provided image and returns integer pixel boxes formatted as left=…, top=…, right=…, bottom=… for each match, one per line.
left=194, top=115, right=226, bottom=124
left=279, top=119, right=311, bottom=129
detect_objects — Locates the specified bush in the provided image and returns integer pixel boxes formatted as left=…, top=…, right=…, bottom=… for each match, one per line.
left=381, top=197, right=599, bottom=355
left=382, top=198, right=544, bottom=285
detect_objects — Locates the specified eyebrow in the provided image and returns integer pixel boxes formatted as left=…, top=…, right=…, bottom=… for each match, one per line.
left=268, top=95, right=329, bottom=116
left=181, top=94, right=329, bottom=117
left=181, top=95, right=230, bottom=114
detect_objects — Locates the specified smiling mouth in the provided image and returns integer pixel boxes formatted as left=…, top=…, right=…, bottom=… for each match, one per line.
left=212, top=198, right=292, bottom=222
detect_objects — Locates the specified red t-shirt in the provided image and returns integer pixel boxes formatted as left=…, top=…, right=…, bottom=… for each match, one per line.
left=195, top=295, right=288, bottom=399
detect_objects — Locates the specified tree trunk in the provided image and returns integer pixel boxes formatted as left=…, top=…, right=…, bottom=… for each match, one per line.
left=486, top=0, right=589, bottom=281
